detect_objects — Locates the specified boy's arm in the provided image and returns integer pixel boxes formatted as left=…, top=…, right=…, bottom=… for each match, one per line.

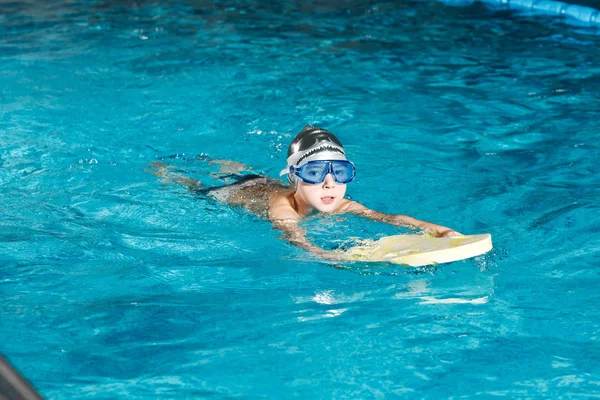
left=337, top=200, right=461, bottom=238
left=271, top=219, right=344, bottom=260
left=269, top=194, right=346, bottom=260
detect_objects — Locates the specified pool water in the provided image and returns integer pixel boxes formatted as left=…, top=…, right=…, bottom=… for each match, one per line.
left=1, top=0, right=599, bottom=398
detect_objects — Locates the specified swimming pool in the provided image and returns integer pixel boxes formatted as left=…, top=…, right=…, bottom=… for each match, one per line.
left=1, top=0, right=599, bottom=398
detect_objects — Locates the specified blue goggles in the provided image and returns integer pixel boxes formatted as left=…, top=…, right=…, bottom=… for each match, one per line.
left=289, top=160, right=356, bottom=184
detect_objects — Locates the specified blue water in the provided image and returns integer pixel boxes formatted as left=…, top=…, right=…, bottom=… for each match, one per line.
left=1, top=0, right=599, bottom=398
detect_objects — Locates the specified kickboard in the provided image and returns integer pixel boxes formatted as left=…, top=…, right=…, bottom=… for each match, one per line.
left=343, top=234, right=493, bottom=267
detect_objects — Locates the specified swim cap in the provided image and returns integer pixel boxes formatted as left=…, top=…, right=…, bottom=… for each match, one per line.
left=280, top=125, right=347, bottom=186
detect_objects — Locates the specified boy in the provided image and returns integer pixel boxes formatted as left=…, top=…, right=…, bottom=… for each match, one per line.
left=151, top=125, right=460, bottom=260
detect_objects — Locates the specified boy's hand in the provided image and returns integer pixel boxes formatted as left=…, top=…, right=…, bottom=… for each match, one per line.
left=441, top=229, right=462, bottom=238
left=422, top=222, right=462, bottom=238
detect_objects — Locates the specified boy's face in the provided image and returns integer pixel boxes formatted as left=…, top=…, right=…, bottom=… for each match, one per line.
left=295, top=173, right=347, bottom=213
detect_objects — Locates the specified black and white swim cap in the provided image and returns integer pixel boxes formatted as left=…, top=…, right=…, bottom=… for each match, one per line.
left=280, top=125, right=348, bottom=185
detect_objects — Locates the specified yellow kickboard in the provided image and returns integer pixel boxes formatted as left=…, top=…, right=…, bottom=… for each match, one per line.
left=344, top=234, right=493, bottom=267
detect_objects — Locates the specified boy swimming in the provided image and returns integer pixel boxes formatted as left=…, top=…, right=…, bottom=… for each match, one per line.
left=151, top=125, right=460, bottom=260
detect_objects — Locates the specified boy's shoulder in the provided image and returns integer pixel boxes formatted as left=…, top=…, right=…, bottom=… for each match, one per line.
left=334, top=199, right=367, bottom=214
left=268, top=190, right=299, bottom=221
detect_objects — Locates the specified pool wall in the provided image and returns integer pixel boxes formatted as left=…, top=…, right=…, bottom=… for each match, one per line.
left=438, top=0, right=600, bottom=28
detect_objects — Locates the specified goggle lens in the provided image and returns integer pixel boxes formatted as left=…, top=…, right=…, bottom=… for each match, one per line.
left=291, top=161, right=356, bottom=184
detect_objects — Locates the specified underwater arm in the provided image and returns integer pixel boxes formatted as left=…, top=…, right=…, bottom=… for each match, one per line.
left=339, top=200, right=461, bottom=238
left=269, top=195, right=347, bottom=260
left=271, top=219, right=345, bottom=260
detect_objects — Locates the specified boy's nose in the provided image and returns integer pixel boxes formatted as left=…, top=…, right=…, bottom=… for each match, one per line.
left=323, top=173, right=336, bottom=188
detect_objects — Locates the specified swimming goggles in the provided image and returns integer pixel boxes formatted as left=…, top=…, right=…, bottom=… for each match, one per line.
left=289, top=160, right=356, bottom=184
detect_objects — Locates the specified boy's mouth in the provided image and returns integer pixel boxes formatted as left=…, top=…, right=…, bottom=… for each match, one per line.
left=321, top=196, right=335, bottom=205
